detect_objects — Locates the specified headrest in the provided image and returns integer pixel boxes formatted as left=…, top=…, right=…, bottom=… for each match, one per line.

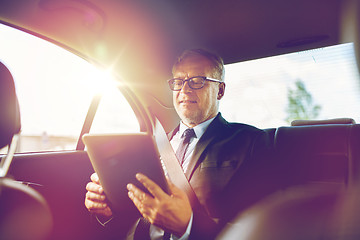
left=0, top=62, right=21, bottom=149
left=291, top=118, right=355, bottom=126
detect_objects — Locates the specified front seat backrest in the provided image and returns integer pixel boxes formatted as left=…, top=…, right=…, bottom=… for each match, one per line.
left=0, top=61, right=20, bottom=149
left=0, top=61, right=52, bottom=240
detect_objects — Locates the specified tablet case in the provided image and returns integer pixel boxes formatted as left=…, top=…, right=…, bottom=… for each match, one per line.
left=82, top=133, right=169, bottom=214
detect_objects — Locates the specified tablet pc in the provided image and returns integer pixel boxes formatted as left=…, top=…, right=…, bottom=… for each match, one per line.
left=82, top=133, right=169, bottom=214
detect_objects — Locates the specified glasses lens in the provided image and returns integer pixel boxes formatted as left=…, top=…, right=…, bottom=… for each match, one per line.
left=189, top=77, right=205, bottom=89
left=169, top=79, right=183, bottom=90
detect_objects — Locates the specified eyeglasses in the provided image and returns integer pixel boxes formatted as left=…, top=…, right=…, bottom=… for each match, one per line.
left=167, top=76, right=222, bottom=91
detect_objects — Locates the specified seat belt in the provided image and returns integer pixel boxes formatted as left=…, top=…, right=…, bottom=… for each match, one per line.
left=153, top=118, right=202, bottom=208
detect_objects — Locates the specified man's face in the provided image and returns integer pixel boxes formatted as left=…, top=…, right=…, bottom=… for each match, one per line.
left=172, top=55, right=225, bottom=127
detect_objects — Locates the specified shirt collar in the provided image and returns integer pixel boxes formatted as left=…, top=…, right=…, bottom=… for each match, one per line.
left=179, top=116, right=216, bottom=140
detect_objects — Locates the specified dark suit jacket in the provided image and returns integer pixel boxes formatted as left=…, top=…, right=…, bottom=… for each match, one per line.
left=169, top=113, right=280, bottom=239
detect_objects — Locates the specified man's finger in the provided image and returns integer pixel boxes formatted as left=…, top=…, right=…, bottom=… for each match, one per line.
left=86, top=191, right=106, bottom=201
left=86, top=202, right=113, bottom=217
left=136, top=173, right=167, bottom=200
left=85, top=198, right=108, bottom=210
left=127, top=185, right=152, bottom=217
left=86, top=182, right=104, bottom=194
left=127, top=183, right=155, bottom=207
left=127, top=183, right=146, bottom=200
left=90, top=172, right=100, bottom=184
left=128, top=190, right=143, bottom=211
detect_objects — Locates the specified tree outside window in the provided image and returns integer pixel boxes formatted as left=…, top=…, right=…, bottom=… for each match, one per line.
left=285, top=79, right=322, bottom=124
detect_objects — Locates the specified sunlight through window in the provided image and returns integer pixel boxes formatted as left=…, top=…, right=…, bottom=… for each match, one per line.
left=0, top=24, right=139, bottom=153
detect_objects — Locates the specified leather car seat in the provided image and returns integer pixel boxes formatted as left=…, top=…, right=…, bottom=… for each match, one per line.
left=217, top=122, right=360, bottom=240
left=0, top=61, right=52, bottom=240
left=0, top=61, right=20, bottom=150
left=275, top=124, right=360, bottom=188
left=291, top=118, right=355, bottom=126
left=217, top=185, right=344, bottom=240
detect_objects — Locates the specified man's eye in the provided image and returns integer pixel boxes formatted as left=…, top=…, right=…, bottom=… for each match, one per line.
left=174, top=81, right=183, bottom=86
left=191, top=78, right=204, bottom=84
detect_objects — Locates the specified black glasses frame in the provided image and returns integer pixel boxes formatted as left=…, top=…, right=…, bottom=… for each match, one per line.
left=167, top=76, right=222, bottom=91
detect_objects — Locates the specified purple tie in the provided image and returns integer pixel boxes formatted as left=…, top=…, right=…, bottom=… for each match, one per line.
left=175, top=128, right=195, bottom=165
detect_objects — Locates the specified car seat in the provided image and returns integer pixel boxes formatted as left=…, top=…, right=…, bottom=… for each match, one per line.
left=0, top=61, right=52, bottom=240
left=217, top=120, right=360, bottom=240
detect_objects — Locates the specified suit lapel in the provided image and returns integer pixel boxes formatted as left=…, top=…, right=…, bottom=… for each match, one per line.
left=185, top=113, right=229, bottom=179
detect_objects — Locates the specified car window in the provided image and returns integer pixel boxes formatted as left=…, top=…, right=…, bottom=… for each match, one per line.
left=89, top=87, right=140, bottom=134
left=221, top=43, right=360, bottom=129
left=0, top=24, right=139, bottom=153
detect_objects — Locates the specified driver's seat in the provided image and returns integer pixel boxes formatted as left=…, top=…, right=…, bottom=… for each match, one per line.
left=0, top=61, right=52, bottom=240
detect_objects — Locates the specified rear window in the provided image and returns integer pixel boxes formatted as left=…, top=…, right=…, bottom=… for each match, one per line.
left=221, top=43, right=360, bottom=128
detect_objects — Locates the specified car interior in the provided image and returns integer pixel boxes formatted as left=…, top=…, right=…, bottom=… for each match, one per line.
left=0, top=0, right=360, bottom=239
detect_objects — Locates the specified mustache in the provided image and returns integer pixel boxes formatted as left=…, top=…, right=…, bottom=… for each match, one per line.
left=178, top=99, right=197, bottom=103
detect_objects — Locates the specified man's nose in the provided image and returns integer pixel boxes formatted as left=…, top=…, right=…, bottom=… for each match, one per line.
left=180, top=80, right=192, bottom=92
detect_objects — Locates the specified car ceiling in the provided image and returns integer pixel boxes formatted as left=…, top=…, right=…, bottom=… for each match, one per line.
left=0, top=0, right=358, bottom=127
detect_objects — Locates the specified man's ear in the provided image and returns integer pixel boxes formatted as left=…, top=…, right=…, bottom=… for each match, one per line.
left=217, top=82, right=225, bottom=100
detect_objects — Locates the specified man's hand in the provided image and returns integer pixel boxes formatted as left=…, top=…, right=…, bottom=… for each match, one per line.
left=127, top=173, right=192, bottom=237
left=85, top=173, right=113, bottom=217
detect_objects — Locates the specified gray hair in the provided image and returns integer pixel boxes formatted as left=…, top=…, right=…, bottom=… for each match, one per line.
left=172, top=49, right=225, bottom=81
